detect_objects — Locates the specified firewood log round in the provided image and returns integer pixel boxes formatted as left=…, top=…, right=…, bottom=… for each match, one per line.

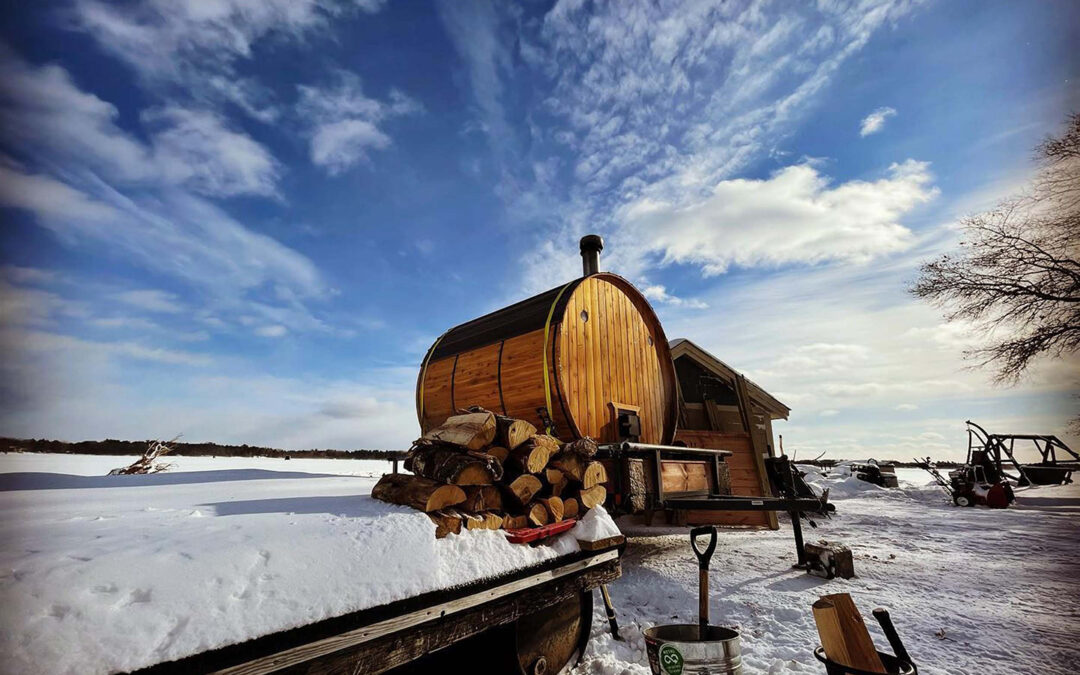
left=405, top=441, right=502, bottom=485
left=422, top=411, right=496, bottom=451
left=461, top=485, right=503, bottom=513
left=550, top=452, right=586, bottom=482
left=495, top=415, right=537, bottom=450
left=577, top=484, right=607, bottom=509
left=538, top=496, right=564, bottom=522
left=427, top=510, right=463, bottom=538
left=502, top=514, right=529, bottom=530
left=582, top=461, right=608, bottom=489
left=525, top=502, right=549, bottom=527
left=372, top=474, right=466, bottom=512
left=503, top=474, right=542, bottom=506
left=486, top=446, right=510, bottom=463
left=562, top=497, right=579, bottom=520
left=562, top=437, right=598, bottom=458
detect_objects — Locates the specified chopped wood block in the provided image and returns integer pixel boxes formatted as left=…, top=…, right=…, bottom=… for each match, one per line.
left=805, top=541, right=855, bottom=580
left=502, top=514, right=529, bottom=530
left=371, top=473, right=466, bottom=512
left=561, top=437, right=598, bottom=457
left=562, top=497, right=579, bottom=519
left=578, top=534, right=625, bottom=551
left=813, top=594, right=886, bottom=674
left=538, top=496, right=564, bottom=522
left=577, top=484, right=606, bottom=509
left=405, top=442, right=501, bottom=485
left=461, top=511, right=502, bottom=531
left=526, top=502, right=549, bottom=527
left=460, top=485, right=503, bottom=513
left=427, top=510, right=463, bottom=539
left=503, top=474, right=542, bottom=506
left=545, top=468, right=564, bottom=485
left=422, top=411, right=496, bottom=451
left=495, top=415, right=537, bottom=450
left=509, top=438, right=556, bottom=474
left=486, top=446, right=509, bottom=463
left=550, top=452, right=587, bottom=482
left=582, top=461, right=607, bottom=489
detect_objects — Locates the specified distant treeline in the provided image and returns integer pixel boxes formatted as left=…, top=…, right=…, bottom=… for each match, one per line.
left=793, top=458, right=962, bottom=468
left=0, top=438, right=407, bottom=460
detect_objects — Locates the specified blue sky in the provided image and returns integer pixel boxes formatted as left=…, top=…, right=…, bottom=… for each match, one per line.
left=1, top=0, right=1077, bottom=460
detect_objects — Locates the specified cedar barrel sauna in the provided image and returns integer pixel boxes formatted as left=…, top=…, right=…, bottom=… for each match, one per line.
left=417, top=235, right=679, bottom=446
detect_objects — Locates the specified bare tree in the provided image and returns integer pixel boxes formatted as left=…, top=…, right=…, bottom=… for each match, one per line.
left=911, top=113, right=1080, bottom=385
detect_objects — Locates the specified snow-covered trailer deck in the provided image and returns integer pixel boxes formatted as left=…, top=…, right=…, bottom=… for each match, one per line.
left=135, top=544, right=622, bottom=675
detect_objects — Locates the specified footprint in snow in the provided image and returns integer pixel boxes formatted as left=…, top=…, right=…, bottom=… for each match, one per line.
left=123, top=588, right=153, bottom=606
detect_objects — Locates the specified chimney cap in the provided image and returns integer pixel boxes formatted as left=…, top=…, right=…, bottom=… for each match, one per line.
left=579, top=234, right=604, bottom=254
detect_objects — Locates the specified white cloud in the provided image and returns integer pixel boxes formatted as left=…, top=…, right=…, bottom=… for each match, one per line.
left=895, top=403, right=919, bottom=411
left=860, top=106, right=897, bottom=137
left=116, top=290, right=184, bottom=314
left=642, top=285, right=708, bottom=309
left=819, top=409, right=839, bottom=417
left=146, top=107, right=280, bottom=197
left=297, top=72, right=421, bottom=174
left=255, top=325, right=288, bottom=338
left=621, top=160, right=937, bottom=276
left=0, top=164, right=117, bottom=222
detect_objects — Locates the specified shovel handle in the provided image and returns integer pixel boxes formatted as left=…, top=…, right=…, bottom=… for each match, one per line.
left=873, top=608, right=912, bottom=664
left=690, top=526, right=717, bottom=571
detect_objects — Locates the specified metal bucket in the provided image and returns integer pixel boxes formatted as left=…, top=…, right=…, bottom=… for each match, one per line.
left=813, top=647, right=917, bottom=674
left=644, top=624, right=741, bottom=675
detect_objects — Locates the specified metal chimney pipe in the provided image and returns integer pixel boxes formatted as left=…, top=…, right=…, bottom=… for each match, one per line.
left=580, top=234, right=603, bottom=276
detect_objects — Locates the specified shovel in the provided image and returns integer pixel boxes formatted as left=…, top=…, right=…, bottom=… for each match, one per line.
left=690, top=525, right=718, bottom=638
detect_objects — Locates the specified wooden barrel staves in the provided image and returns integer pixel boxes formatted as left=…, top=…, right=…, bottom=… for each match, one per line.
left=416, top=272, right=678, bottom=445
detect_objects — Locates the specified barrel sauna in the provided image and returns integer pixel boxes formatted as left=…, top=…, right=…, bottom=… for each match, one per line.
left=416, top=241, right=678, bottom=445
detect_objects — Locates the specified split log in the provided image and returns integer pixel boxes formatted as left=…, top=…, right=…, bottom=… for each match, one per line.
left=549, top=452, right=587, bottom=482
left=562, top=437, right=598, bottom=458
left=422, top=411, right=496, bottom=451
left=582, top=461, right=608, bottom=489
left=545, top=468, right=564, bottom=485
left=502, top=474, right=542, bottom=506
left=525, top=502, right=549, bottom=527
left=579, top=534, right=625, bottom=551
left=427, top=510, right=463, bottom=539
left=509, top=435, right=560, bottom=474
left=461, top=511, right=503, bottom=531
left=577, top=484, right=607, bottom=509
left=550, top=474, right=569, bottom=498
left=813, top=594, right=886, bottom=674
left=461, top=485, right=504, bottom=513
left=495, top=415, right=537, bottom=450
left=372, top=474, right=466, bottom=512
left=502, top=514, right=529, bottom=530
left=486, top=446, right=509, bottom=463
left=563, top=497, right=579, bottom=520
left=405, top=441, right=501, bottom=485
left=537, top=496, right=564, bottom=522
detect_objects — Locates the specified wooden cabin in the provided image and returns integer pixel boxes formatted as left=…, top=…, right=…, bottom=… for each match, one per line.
left=671, top=338, right=790, bottom=529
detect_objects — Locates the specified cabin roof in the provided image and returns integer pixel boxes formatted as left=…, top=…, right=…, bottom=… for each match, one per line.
left=669, top=338, right=790, bottom=420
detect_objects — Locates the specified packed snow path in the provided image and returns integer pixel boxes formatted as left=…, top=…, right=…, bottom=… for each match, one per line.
left=575, top=468, right=1080, bottom=675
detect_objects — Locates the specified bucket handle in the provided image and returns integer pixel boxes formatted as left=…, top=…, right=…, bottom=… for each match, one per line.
left=690, top=526, right=717, bottom=571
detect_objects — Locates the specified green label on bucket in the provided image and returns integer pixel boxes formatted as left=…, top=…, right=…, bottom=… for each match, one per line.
left=658, top=644, right=684, bottom=675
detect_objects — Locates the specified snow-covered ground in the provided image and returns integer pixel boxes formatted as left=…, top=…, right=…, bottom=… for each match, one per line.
left=0, top=453, right=589, bottom=674
left=576, top=465, right=1080, bottom=675
left=3, top=454, right=1078, bottom=675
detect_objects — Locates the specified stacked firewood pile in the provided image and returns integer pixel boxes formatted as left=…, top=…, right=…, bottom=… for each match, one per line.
left=372, top=408, right=608, bottom=539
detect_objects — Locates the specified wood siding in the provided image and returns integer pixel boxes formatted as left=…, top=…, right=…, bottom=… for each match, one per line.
left=675, top=430, right=775, bottom=528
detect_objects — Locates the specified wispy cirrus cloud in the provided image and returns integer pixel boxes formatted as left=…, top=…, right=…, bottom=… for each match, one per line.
left=297, top=71, right=422, bottom=174
left=860, top=106, right=897, bottom=137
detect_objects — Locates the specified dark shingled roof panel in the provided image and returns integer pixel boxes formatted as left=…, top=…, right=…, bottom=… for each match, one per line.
left=430, top=278, right=585, bottom=360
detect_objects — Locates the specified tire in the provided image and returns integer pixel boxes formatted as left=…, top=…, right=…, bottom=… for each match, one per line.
left=953, top=494, right=973, bottom=507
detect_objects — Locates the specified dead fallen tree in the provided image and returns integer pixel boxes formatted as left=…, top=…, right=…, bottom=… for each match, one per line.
left=372, top=409, right=609, bottom=539
left=108, top=437, right=179, bottom=475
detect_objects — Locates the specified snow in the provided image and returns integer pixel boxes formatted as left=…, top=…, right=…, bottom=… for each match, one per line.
left=5, top=453, right=1078, bottom=675
left=573, top=465, right=1080, bottom=675
left=0, top=453, right=610, bottom=675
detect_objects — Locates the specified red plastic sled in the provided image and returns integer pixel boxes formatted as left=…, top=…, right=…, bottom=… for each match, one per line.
left=503, top=518, right=576, bottom=544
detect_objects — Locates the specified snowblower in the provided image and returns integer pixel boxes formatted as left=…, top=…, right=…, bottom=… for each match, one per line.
left=914, top=456, right=1014, bottom=508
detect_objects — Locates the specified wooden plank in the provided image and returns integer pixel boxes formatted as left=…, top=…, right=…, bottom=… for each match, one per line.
left=812, top=594, right=886, bottom=674
left=215, top=551, right=620, bottom=675
left=734, top=375, right=777, bottom=529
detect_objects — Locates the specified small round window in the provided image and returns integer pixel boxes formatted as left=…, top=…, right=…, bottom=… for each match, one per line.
left=647, top=335, right=654, bottom=346
left=580, top=310, right=589, bottom=322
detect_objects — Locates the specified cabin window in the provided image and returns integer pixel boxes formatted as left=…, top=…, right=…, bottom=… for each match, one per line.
left=580, top=310, right=589, bottom=322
